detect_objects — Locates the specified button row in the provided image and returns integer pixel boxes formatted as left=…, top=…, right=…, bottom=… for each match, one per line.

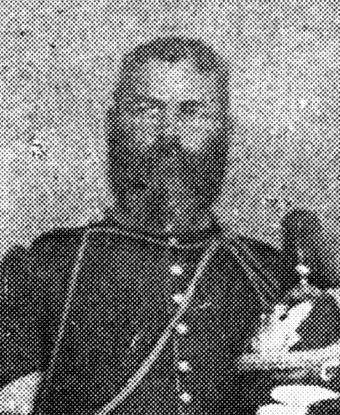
left=171, top=263, right=191, bottom=407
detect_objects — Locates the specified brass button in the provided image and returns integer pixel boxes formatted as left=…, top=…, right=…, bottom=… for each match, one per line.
left=168, top=237, right=178, bottom=247
left=176, top=323, right=188, bottom=334
left=170, top=264, right=184, bottom=276
left=179, top=392, right=192, bottom=403
left=172, top=293, right=184, bottom=304
left=295, top=264, right=310, bottom=276
left=165, top=224, right=175, bottom=233
left=178, top=361, right=191, bottom=372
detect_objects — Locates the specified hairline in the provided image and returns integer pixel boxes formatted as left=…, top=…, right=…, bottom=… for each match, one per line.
left=114, top=36, right=229, bottom=102
left=115, top=58, right=229, bottom=110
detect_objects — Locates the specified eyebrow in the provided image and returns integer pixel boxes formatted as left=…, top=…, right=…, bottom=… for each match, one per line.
left=122, top=95, right=219, bottom=106
left=121, top=95, right=163, bottom=106
left=136, top=96, right=165, bottom=106
left=180, top=100, right=205, bottom=107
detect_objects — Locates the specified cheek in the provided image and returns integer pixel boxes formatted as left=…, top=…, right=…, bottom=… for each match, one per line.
left=120, top=115, right=159, bottom=151
left=179, top=119, right=223, bottom=153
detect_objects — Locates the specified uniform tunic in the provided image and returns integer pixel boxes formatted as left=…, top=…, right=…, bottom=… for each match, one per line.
left=0, top=220, right=295, bottom=414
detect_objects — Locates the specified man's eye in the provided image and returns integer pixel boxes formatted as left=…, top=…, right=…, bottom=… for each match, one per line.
left=134, top=102, right=161, bottom=116
left=180, top=102, right=200, bottom=116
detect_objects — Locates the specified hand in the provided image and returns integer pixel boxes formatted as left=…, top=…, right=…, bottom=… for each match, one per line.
left=0, top=372, right=41, bottom=415
left=256, top=385, right=340, bottom=415
left=257, top=403, right=309, bottom=415
left=251, top=301, right=313, bottom=356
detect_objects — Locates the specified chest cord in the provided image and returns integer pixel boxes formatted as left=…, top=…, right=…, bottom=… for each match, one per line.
left=94, top=236, right=221, bottom=415
left=36, top=227, right=277, bottom=414
left=95, top=235, right=279, bottom=415
left=33, top=226, right=96, bottom=415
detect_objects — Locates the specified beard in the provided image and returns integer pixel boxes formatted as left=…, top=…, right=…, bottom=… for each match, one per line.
left=139, top=156, right=199, bottom=228
left=108, top=131, right=227, bottom=231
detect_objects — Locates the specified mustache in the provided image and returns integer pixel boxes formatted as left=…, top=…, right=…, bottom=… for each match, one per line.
left=110, top=139, right=218, bottom=197
left=143, top=144, right=195, bottom=181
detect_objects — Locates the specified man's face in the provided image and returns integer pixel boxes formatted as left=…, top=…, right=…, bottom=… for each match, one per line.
left=109, top=58, right=228, bottom=229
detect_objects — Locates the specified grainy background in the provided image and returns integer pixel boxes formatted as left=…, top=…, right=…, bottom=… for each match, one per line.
left=1, top=0, right=340, bottom=256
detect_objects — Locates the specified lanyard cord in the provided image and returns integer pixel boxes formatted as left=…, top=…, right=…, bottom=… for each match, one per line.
left=94, top=237, right=221, bottom=415
left=33, top=227, right=95, bottom=414
left=34, top=226, right=220, bottom=415
left=36, top=224, right=277, bottom=414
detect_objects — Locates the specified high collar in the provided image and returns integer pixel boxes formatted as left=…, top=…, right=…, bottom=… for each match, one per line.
left=92, top=212, right=223, bottom=247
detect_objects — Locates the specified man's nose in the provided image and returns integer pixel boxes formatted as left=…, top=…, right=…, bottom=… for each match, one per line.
left=158, top=109, right=181, bottom=150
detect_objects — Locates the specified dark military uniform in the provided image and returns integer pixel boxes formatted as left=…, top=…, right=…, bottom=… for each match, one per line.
left=0, top=218, right=328, bottom=415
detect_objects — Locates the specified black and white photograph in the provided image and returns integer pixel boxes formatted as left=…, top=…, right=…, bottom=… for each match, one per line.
left=0, top=1, right=340, bottom=414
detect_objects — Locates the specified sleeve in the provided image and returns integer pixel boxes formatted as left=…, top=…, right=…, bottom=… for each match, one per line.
left=0, top=227, right=85, bottom=390
left=0, top=245, right=42, bottom=388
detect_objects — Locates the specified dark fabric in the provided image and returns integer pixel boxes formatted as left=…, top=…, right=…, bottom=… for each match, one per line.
left=308, top=399, right=340, bottom=414
left=0, top=221, right=284, bottom=414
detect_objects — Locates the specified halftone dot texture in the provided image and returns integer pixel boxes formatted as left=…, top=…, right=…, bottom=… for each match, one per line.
left=1, top=0, right=340, bottom=253
left=1, top=1, right=340, bottom=415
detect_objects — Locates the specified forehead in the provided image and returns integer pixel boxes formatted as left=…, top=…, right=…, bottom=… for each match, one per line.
left=123, top=58, right=221, bottom=102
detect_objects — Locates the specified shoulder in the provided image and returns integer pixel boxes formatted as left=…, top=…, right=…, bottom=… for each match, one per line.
left=1, top=225, right=88, bottom=267
left=29, top=225, right=86, bottom=257
left=1, top=224, right=94, bottom=304
left=3, top=226, right=87, bottom=276
left=28, top=219, right=112, bottom=259
left=220, top=232, right=287, bottom=298
left=221, top=232, right=283, bottom=269
left=27, top=225, right=95, bottom=289
left=237, top=235, right=281, bottom=259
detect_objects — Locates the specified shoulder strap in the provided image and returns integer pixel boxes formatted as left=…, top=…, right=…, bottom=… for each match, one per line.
left=223, top=235, right=281, bottom=311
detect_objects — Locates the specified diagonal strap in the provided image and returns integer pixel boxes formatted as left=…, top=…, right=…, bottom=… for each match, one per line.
left=94, top=237, right=221, bottom=415
left=225, top=237, right=279, bottom=311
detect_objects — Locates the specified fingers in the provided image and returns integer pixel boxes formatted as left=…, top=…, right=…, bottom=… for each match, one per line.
left=252, top=301, right=314, bottom=355
left=271, top=385, right=340, bottom=407
left=283, top=302, right=313, bottom=331
left=257, top=403, right=310, bottom=415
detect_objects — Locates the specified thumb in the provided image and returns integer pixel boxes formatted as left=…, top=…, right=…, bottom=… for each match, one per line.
left=282, top=301, right=313, bottom=333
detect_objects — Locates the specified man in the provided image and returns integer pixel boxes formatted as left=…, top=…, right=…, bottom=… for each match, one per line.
left=0, top=36, right=339, bottom=415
